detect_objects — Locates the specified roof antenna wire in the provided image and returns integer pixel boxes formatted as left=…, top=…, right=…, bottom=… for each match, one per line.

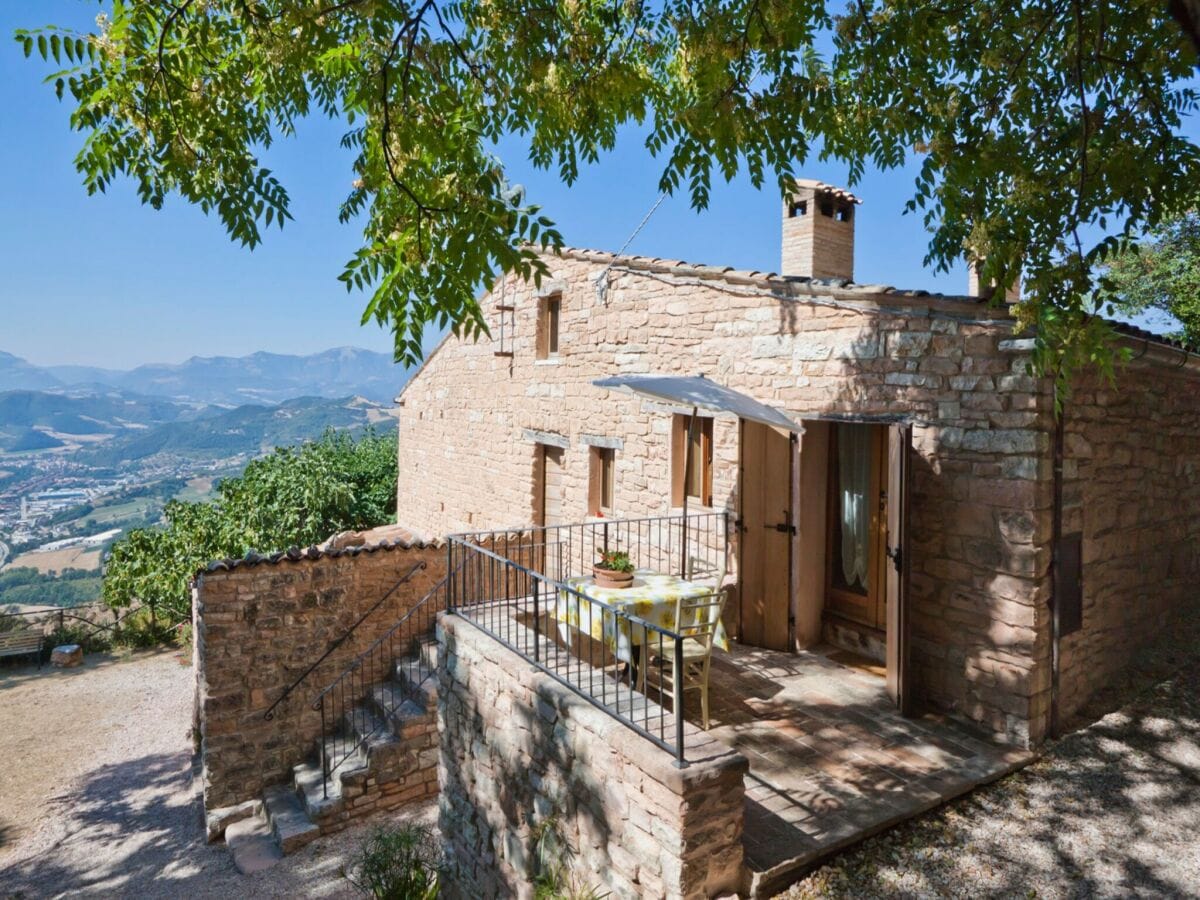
left=594, top=192, right=669, bottom=304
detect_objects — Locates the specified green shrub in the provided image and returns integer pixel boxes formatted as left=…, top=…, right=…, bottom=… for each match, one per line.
left=113, top=608, right=175, bottom=648
left=345, top=824, right=440, bottom=899
left=103, top=428, right=398, bottom=625
left=532, top=818, right=610, bottom=900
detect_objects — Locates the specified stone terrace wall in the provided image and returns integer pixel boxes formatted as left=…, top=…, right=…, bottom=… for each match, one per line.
left=398, top=251, right=1057, bottom=746
left=194, top=539, right=446, bottom=829
left=1058, top=358, right=1200, bottom=721
left=438, top=614, right=748, bottom=899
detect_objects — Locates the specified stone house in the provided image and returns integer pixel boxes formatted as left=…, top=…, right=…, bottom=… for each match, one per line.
left=396, top=179, right=1200, bottom=747
left=193, top=179, right=1200, bottom=896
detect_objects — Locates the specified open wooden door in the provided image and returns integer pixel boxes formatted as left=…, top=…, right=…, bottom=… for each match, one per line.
left=739, top=419, right=794, bottom=651
left=885, top=423, right=913, bottom=713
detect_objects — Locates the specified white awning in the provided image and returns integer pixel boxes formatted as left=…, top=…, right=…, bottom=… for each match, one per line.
left=592, top=374, right=802, bottom=433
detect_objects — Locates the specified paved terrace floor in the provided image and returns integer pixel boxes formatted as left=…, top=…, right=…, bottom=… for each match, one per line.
left=704, top=644, right=1032, bottom=896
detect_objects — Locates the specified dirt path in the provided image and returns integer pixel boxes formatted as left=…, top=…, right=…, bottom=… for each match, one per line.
left=0, top=650, right=191, bottom=854
left=0, top=651, right=434, bottom=898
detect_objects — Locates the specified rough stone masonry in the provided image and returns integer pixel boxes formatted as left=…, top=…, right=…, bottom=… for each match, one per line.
left=437, top=613, right=748, bottom=899
left=193, top=535, right=445, bottom=835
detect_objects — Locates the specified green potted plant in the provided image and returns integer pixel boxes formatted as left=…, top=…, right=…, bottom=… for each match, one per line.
left=593, top=549, right=635, bottom=589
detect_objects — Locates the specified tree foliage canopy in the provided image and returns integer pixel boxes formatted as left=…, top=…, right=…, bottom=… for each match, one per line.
left=1103, top=206, right=1200, bottom=349
left=17, top=1, right=1200, bottom=380
left=102, top=429, right=397, bottom=622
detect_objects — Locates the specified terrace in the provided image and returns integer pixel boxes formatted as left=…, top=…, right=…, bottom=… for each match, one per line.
left=446, top=512, right=1028, bottom=893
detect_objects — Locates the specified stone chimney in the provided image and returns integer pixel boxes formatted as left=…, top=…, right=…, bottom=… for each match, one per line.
left=781, top=179, right=861, bottom=280
left=967, top=258, right=1020, bottom=303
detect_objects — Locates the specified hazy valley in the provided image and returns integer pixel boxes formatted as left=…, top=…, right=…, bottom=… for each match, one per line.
left=0, top=347, right=410, bottom=608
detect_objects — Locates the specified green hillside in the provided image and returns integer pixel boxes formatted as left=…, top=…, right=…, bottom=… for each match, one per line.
left=7, top=428, right=65, bottom=452
left=82, top=396, right=396, bottom=466
left=0, top=389, right=191, bottom=432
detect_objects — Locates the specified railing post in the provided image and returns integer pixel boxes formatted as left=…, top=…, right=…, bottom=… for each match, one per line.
left=446, top=541, right=455, bottom=613
left=320, top=699, right=328, bottom=799
left=533, top=577, right=541, bottom=663
left=674, top=635, right=686, bottom=767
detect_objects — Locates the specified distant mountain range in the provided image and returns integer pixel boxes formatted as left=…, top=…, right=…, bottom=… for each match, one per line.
left=0, top=347, right=408, bottom=406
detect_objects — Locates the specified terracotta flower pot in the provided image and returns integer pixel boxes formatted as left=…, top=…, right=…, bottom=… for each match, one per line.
left=592, top=565, right=634, bottom=589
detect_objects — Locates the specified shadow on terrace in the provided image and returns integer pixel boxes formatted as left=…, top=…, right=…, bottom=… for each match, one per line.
left=447, top=512, right=1030, bottom=894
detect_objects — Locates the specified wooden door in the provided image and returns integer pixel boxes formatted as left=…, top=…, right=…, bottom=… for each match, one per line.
left=535, top=444, right=565, bottom=527
left=824, top=423, right=888, bottom=630
left=885, top=423, right=913, bottom=713
left=739, top=420, right=794, bottom=651
left=531, top=444, right=566, bottom=578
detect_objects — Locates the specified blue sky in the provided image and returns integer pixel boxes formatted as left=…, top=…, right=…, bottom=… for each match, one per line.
left=0, top=2, right=1192, bottom=368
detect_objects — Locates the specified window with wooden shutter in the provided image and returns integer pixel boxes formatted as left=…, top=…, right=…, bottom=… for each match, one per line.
left=537, top=293, right=561, bottom=359
left=588, top=446, right=615, bottom=515
left=671, top=414, right=713, bottom=507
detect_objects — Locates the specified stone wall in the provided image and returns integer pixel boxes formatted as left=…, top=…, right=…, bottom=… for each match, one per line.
left=398, top=249, right=1057, bottom=745
left=437, top=613, right=748, bottom=898
left=193, top=538, right=446, bottom=827
left=1057, top=358, right=1200, bottom=721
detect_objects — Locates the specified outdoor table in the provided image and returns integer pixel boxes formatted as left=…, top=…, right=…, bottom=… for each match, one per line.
left=554, top=568, right=729, bottom=684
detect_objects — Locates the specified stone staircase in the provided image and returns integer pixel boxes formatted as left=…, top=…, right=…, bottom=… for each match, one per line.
left=226, top=640, right=441, bottom=871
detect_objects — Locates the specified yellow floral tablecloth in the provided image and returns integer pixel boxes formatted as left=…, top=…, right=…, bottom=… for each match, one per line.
left=554, top=568, right=729, bottom=664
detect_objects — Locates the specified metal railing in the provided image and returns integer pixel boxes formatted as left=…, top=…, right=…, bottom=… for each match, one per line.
left=0, top=601, right=134, bottom=639
left=447, top=512, right=729, bottom=765
left=455, top=511, right=728, bottom=584
left=264, top=559, right=428, bottom=722
left=311, top=572, right=449, bottom=797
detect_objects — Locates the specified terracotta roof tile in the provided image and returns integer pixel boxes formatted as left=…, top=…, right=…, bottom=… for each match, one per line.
left=199, top=529, right=440, bottom=576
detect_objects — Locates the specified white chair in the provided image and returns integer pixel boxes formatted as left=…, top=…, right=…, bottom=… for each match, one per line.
left=686, top=550, right=727, bottom=591
left=648, top=588, right=727, bottom=729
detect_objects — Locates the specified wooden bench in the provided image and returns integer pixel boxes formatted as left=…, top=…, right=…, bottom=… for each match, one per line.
left=0, top=628, right=43, bottom=666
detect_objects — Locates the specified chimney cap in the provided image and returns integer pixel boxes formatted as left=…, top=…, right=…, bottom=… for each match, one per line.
left=787, top=178, right=863, bottom=205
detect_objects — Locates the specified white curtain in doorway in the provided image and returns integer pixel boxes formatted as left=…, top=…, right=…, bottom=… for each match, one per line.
left=838, top=426, right=871, bottom=591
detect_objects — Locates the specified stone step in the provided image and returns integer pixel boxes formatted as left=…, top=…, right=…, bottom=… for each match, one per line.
left=312, top=731, right=369, bottom=775
left=387, top=697, right=433, bottom=738
left=344, top=704, right=397, bottom=750
left=394, top=658, right=438, bottom=708
left=369, top=681, right=410, bottom=720
left=417, top=638, right=439, bottom=669
left=293, top=759, right=347, bottom=821
left=263, top=785, right=319, bottom=855
left=225, top=813, right=283, bottom=874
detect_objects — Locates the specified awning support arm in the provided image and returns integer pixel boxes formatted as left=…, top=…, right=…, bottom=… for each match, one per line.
left=681, top=405, right=697, bottom=577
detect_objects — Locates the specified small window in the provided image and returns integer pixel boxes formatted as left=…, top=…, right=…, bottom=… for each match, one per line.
left=588, top=446, right=615, bottom=515
left=671, top=414, right=714, bottom=507
left=537, top=294, right=561, bottom=359
left=819, top=198, right=835, bottom=217
left=788, top=200, right=808, bottom=218
left=836, top=204, right=853, bottom=223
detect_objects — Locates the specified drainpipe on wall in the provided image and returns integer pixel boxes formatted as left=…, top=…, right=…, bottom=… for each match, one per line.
left=1049, top=385, right=1065, bottom=740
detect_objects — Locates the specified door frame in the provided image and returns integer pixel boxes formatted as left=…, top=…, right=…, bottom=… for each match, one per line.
left=885, top=421, right=913, bottom=714
left=798, top=414, right=915, bottom=715
left=823, top=423, right=889, bottom=631
left=736, top=418, right=797, bottom=651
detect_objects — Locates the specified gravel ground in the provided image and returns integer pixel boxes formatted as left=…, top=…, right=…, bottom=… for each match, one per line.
left=781, top=612, right=1200, bottom=899
left=0, top=650, right=435, bottom=899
